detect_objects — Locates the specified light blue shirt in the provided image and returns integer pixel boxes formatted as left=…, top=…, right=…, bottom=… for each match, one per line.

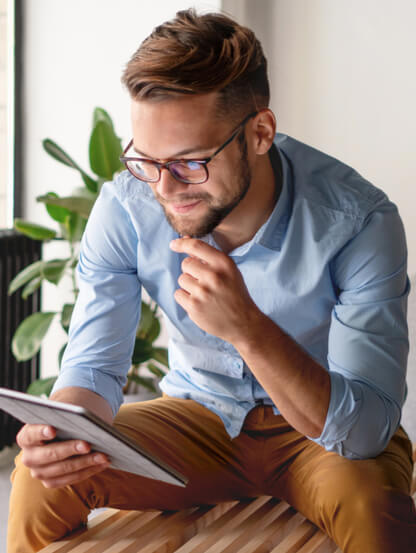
left=53, top=134, right=409, bottom=460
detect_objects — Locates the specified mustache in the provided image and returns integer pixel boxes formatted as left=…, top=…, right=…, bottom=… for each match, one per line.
left=155, top=192, right=211, bottom=204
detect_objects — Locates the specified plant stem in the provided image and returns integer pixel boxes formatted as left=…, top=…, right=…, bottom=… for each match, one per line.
left=69, top=241, right=79, bottom=301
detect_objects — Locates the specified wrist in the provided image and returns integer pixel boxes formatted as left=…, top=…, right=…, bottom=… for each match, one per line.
left=230, top=305, right=270, bottom=354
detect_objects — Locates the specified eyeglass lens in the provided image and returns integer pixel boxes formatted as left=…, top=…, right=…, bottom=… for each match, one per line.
left=125, top=159, right=208, bottom=184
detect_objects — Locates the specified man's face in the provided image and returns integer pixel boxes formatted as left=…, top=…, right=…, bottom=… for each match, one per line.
left=130, top=93, right=253, bottom=237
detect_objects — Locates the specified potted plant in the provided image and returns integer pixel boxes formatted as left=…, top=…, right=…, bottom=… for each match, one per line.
left=8, top=108, right=168, bottom=398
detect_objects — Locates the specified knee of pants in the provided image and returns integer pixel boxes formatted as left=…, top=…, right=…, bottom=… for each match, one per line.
left=316, top=476, right=413, bottom=531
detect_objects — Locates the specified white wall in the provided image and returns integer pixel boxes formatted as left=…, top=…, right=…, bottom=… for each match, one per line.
left=223, top=0, right=416, bottom=275
left=23, top=0, right=416, bottom=378
left=23, top=0, right=220, bottom=377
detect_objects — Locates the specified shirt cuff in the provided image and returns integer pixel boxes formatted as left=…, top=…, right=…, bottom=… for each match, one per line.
left=51, top=367, right=125, bottom=417
left=307, top=370, right=362, bottom=455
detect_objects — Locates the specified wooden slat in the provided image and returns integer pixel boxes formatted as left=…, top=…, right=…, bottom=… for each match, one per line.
left=269, top=520, right=318, bottom=553
left=201, top=500, right=299, bottom=553
left=102, top=502, right=237, bottom=553
left=40, top=444, right=416, bottom=553
left=174, top=496, right=273, bottom=553
left=411, top=445, right=416, bottom=496
left=295, top=530, right=338, bottom=553
left=232, top=508, right=305, bottom=553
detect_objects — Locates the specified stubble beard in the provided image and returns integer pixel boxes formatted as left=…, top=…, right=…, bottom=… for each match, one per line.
left=157, top=137, right=252, bottom=238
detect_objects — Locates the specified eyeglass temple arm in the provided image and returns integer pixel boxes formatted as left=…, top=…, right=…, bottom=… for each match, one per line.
left=205, top=111, right=258, bottom=162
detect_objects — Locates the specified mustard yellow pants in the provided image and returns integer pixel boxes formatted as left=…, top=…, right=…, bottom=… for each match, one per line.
left=7, top=395, right=416, bottom=553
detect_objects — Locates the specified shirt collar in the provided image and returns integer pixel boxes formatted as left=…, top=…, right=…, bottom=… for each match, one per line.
left=256, top=139, right=293, bottom=251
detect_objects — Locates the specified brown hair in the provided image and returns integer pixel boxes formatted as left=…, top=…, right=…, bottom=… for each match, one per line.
left=121, top=9, right=270, bottom=121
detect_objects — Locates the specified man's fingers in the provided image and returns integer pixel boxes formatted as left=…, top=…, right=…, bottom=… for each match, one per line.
left=39, top=460, right=110, bottom=489
left=170, top=237, right=227, bottom=266
left=177, top=272, right=199, bottom=295
left=16, top=424, right=56, bottom=448
left=21, top=439, right=92, bottom=468
left=30, top=451, right=109, bottom=481
left=180, top=255, right=214, bottom=281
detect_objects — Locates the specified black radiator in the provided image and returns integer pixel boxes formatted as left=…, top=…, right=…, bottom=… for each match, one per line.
left=0, top=229, right=42, bottom=449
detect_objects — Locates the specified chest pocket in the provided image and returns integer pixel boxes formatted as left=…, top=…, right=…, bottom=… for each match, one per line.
left=168, top=339, right=244, bottom=379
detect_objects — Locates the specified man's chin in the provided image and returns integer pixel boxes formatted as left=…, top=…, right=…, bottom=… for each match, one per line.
left=168, top=219, right=209, bottom=238
left=165, top=211, right=217, bottom=238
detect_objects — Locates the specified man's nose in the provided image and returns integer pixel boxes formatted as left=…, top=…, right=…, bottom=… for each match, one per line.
left=156, top=167, right=188, bottom=199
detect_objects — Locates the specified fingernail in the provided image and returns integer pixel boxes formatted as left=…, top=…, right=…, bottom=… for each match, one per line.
left=76, top=442, right=89, bottom=453
left=42, top=427, right=53, bottom=439
left=93, top=453, right=108, bottom=464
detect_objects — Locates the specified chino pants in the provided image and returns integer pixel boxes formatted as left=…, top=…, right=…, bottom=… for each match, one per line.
left=7, top=394, right=416, bottom=553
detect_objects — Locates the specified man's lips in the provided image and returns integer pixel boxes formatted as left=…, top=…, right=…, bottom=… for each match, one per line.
left=170, top=200, right=202, bottom=213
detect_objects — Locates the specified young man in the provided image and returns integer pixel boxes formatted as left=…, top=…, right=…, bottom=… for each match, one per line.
left=8, top=9, right=415, bottom=553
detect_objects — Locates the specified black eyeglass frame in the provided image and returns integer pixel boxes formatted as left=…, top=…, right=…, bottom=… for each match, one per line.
left=119, top=111, right=258, bottom=185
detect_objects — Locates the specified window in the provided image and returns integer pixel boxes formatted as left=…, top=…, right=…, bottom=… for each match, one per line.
left=0, top=0, right=20, bottom=229
left=0, top=0, right=8, bottom=227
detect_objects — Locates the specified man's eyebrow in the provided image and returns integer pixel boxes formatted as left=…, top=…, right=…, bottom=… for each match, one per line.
left=132, top=144, right=212, bottom=159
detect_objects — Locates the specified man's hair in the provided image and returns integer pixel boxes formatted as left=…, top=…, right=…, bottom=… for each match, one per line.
left=121, top=9, right=270, bottom=121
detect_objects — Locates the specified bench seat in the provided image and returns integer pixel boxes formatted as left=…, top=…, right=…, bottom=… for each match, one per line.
left=39, top=446, right=416, bottom=553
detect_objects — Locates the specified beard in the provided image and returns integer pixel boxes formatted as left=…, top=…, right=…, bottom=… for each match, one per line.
left=156, top=136, right=252, bottom=238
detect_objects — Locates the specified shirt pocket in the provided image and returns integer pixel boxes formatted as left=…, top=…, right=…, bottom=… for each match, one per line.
left=169, top=339, right=244, bottom=379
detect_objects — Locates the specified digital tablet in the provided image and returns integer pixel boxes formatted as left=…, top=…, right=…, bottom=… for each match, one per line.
left=0, top=387, right=188, bottom=487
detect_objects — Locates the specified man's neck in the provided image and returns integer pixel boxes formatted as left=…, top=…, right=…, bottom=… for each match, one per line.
left=213, top=151, right=281, bottom=254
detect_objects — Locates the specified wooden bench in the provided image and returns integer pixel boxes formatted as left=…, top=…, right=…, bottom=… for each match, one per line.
left=40, top=446, right=416, bottom=553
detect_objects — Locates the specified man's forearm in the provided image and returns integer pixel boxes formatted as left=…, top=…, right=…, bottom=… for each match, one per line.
left=169, top=237, right=331, bottom=437
left=50, top=386, right=114, bottom=424
left=234, top=311, right=331, bottom=438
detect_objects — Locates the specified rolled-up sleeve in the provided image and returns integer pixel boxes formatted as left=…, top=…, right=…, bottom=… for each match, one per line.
left=310, top=199, right=409, bottom=459
left=52, top=179, right=141, bottom=416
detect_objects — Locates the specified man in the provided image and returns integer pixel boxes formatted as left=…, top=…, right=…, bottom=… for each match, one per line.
left=7, top=9, right=415, bottom=553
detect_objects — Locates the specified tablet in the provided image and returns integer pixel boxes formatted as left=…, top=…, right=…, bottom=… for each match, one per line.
left=0, top=387, right=188, bottom=487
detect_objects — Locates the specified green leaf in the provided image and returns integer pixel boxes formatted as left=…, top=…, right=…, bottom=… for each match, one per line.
left=41, top=258, right=69, bottom=285
left=22, top=275, right=43, bottom=300
left=61, top=212, right=87, bottom=243
left=151, top=347, right=169, bottom=367
left=61, top=303, right=74, bottom=331
left=12, top=312, right=56, bottom=361
left=81, top=173, right=98, bottom=193
left=93, top=107, right=115, bottom=130
left=137, top=302, right=159, bottom=340
left=43, top=139, right=83, bottom=170
left=14, top=219, right=57, bottom=241
left=145, top=317, right=161, bottom=343
left=27, top=376, right=58, bottom=397
left=43, top=139, right=97, bottom=193
left=69, top=256, right=79, bottom=269
left=58, top=343, right=67, bottom=367
left=43, top=192, right=71, bottom=223
left=147, top=362, right=167, bottom=379
left=89, top=120, right=124, bottom=180
left=131, top=337, right=154, bottom=365
left=127, top=373, right=157, bottom=392
left=8, top=260, right=43, bottom=295
left=37, top=194, right=95, bottom=219
left=96, top=177, right=107, bottom=194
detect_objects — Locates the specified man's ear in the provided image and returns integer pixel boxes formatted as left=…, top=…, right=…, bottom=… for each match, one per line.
left=250, top=109, right=277, bottom=155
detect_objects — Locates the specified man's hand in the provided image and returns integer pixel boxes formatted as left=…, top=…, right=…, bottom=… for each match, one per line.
left=170, top=237, right=262, bottom=344
left=17, top=424, right=110, bottom=488
left=17, top=387, right=113, bottom=488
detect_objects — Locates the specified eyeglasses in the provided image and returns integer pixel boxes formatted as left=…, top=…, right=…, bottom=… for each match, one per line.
left=120, top=111, right=257, bottom=185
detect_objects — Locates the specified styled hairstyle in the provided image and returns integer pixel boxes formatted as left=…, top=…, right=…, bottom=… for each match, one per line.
left=121, top=9, right=270, bottom=121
